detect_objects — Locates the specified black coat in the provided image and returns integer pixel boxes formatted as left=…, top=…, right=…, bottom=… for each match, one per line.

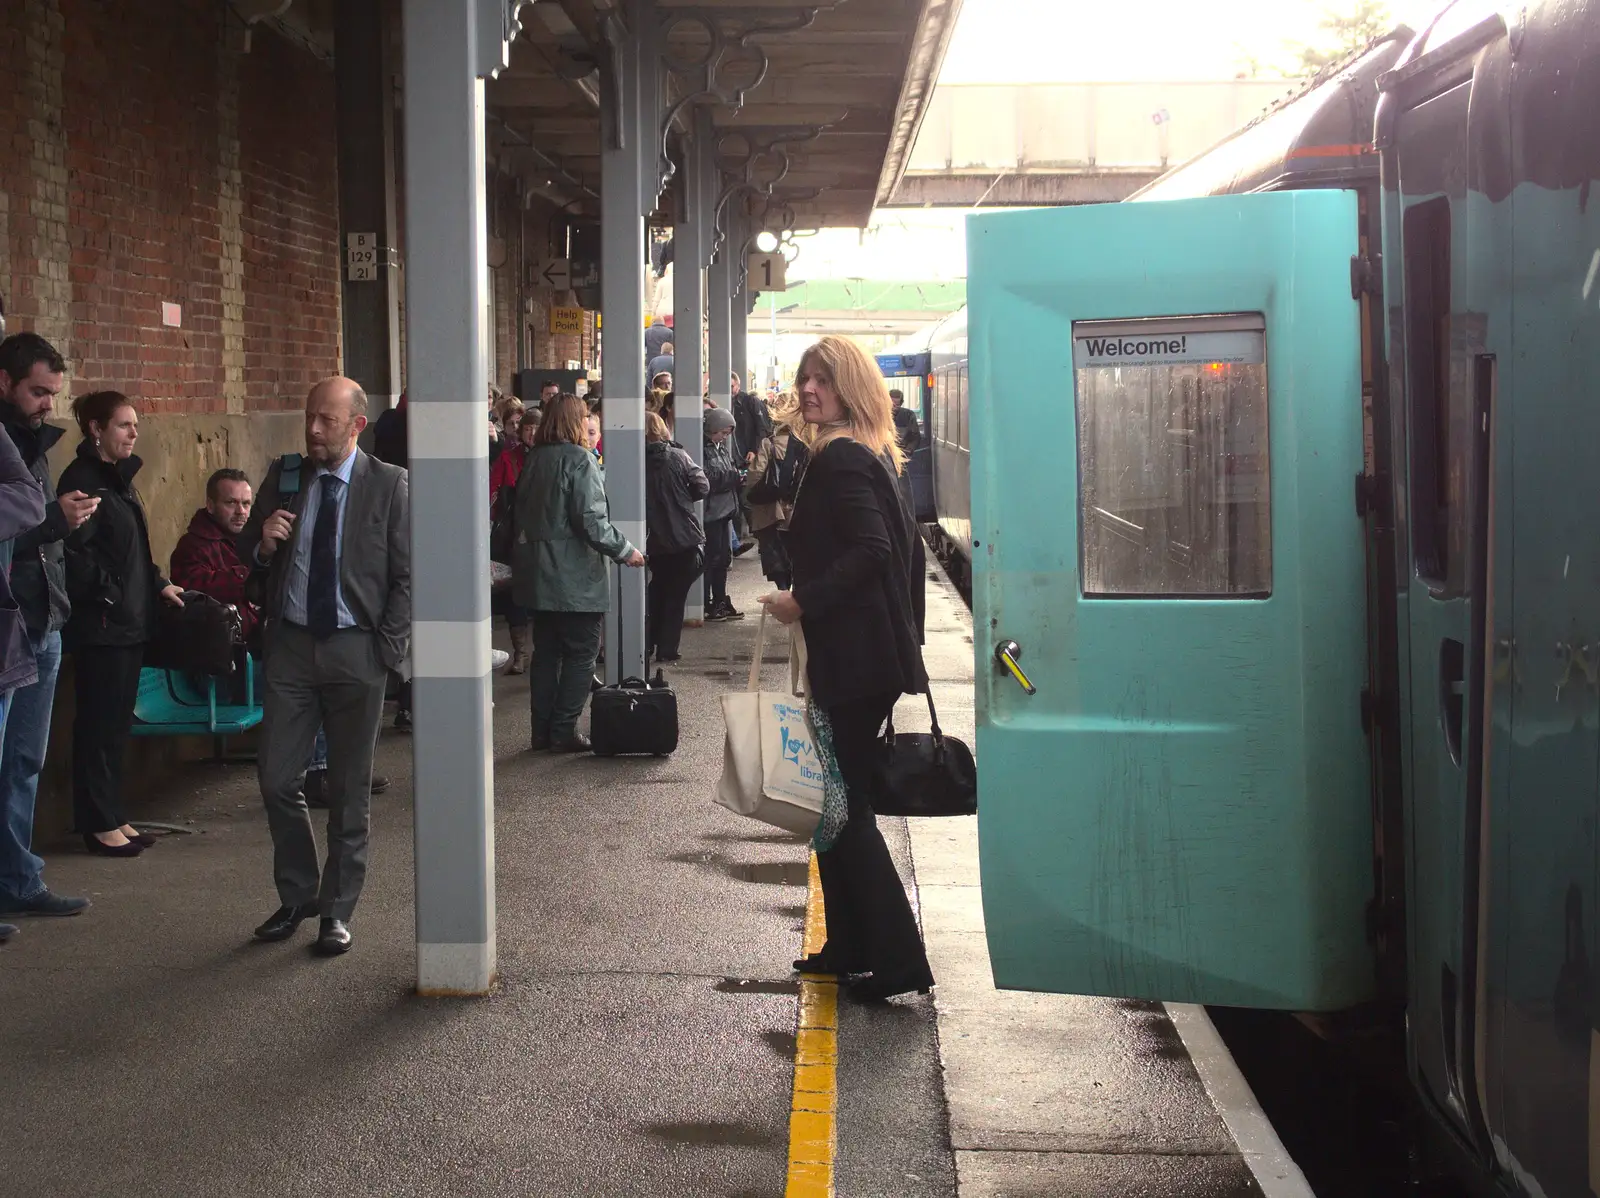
left=0, top=407, right=70, bottom=633
left=787, top=438, right=927, bottom=708
left=645, top=439, right=709, bottom=557
left=733, top=390, right=772, bottom=461
left=58, top=442, right=168, bottom=649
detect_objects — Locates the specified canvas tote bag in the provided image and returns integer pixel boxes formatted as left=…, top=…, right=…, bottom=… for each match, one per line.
left=714, top=610, right=824, bottom=835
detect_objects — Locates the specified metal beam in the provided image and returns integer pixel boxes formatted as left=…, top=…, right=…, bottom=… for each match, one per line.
left=401, top=0, right=503, bottom=997
left=883, top=170, right=1161, bottom=207
left=335, top=0, right=401, bottom=412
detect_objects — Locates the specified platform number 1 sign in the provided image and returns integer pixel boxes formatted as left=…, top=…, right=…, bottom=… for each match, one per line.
left=746, top=252, right=787, bottom=292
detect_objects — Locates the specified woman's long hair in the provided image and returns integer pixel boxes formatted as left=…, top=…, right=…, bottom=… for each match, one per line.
left=792, top=336, right=904, bottom=473
left=534, top=393, right=587, bottom=446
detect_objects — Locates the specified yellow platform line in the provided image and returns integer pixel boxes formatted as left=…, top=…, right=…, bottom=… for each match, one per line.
left=786, top=853, right=838, bottom=1198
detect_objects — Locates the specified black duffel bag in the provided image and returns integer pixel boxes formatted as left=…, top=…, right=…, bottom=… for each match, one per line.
left=873, top=690, right=976, bottom=817
left=145, top=591, right=243, bottom=677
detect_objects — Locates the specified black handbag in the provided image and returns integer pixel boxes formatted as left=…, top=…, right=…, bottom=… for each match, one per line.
left=145, top=591, right=243, bottom=677
left=873, top=689, right=977, bottom=817
left=490, top=486, right=515, bottom=565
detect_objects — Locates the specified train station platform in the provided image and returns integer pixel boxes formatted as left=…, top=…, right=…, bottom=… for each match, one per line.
left=0, top=557, right=1305, bottom=1198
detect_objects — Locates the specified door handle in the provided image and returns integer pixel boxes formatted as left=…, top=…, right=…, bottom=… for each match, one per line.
left=995, top=640, right=1037, bottom=696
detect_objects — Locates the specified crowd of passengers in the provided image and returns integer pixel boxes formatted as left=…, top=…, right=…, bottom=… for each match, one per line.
left=0, top=323, right=936, bottom=1000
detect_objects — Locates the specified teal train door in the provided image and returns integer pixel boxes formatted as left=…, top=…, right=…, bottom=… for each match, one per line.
left=969, top=191, right=1375, bottom=1010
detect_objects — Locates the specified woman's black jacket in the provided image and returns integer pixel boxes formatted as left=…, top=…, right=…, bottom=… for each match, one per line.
left=58, top=442, right=169, bottom=649
left=786, top=438, right=927, bottom=708
left=645, top=439, right=709, bottom=556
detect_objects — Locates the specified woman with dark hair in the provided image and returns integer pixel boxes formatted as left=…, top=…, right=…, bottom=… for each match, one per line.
left=512, top=394, right=644, bottom=753
left=644, top=411, right=708, bottom=663
left=490, top=410, right=538, bottom=673
left=58, top=391, right=185, bottom=856
left=759, top=336, right=934, bottom=1002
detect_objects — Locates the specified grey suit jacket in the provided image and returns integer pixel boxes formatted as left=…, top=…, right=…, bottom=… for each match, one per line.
left=239, top=448, right=411, bottom=674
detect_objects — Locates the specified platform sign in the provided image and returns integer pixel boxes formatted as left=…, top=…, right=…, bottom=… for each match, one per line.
left=747, top=252, right=787, bottom=291
left=549, top=306, right=584, bottom=335
left=347, top=232, right=378, bottom=282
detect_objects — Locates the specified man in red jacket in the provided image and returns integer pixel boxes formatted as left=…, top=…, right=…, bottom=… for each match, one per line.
left=169, top=468, right=260, bottom=646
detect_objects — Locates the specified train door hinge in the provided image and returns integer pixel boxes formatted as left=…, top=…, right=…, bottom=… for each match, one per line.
left=1355, top=472, right=1381, bottom=517
left=1350, top=253, right=1379, bottom=299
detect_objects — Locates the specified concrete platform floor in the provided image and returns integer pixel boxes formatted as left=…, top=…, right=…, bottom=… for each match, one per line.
left=0, top=555, right=1291, bottom=1197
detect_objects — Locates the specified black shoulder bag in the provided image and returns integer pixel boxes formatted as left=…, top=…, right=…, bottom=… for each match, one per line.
left=866, top=449, right=977, bottom=817
left=874, top=688, right=977, bottom=817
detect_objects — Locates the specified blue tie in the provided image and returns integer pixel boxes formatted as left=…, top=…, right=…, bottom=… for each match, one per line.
left=307, top=474, right=340, bottom=639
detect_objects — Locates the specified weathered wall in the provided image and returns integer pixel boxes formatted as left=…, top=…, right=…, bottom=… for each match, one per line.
left=1, top=2, right=341, bottom=408
left=0, top=1, right=341, bottom=833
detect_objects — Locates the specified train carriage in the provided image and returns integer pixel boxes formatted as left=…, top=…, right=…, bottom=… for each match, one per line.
left=960, top=2, right=1600, bottom=1194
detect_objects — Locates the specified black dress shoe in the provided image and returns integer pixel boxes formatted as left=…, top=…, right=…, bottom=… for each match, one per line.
left=550, top=732, right=592, bottom=754
left=126, top=831, right=157, bottom=848
left=313, top=918, right=352, bottom=956
left=82, top=834, right=143, bottom=858
left=254, top=903, right=317, bottom=942
left=529, top=734, right=551, bottom=752
left=370, top=774, right=390, bottom=795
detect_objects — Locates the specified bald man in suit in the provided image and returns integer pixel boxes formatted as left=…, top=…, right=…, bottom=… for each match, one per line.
left=240, top=377, right=410, bottom=956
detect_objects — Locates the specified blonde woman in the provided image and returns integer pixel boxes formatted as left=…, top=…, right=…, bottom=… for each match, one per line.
left=758, top=336, right=933, bottom=1002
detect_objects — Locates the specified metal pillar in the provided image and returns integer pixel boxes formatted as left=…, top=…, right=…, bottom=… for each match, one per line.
left=730, top=210, right=749, bottom=395
left=707, top=204, right=732, bottom=413
left=673, top=112, right=709, bottom=624
left=335, top=0, right=402, bottom=412
left=599, top=0, right=653, bottom=684
left=402, top=0, right=515, bottom=996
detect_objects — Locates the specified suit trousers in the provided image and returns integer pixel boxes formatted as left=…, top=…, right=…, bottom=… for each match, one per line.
left=529, top=611, right=603, bottom=744
left=646, top=548, right=703, bottom=659
left=257, top=624, right=387, bottom=919
left=815, top=690, right=934, bottom=986
left=71, top=645, right=145, bottom=835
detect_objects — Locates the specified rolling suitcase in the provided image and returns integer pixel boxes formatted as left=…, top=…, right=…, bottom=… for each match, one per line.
left=589, top=597, right=679, bottom=756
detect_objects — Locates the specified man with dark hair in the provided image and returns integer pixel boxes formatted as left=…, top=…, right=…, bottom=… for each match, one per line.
left=890, top=388, right=920, bottom=457
left=0, top=332, right=95, bottom=925
left=170, top=467, right=261, bottom=646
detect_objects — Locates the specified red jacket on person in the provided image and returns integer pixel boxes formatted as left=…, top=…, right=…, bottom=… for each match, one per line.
left=489, top=442, right=528, bottom=503
left=169, top=508, right=261, bottom=642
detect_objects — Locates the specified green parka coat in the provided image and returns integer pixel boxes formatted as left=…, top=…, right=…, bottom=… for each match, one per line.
left=511, top=442, right=636, bottom=612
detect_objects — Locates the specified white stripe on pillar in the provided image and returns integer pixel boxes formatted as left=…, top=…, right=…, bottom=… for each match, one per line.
left=417, top=940, right=498, bottom=995
left=409, top=403, right=492, bottom=459
left=412, top=618, right=494, bottom=677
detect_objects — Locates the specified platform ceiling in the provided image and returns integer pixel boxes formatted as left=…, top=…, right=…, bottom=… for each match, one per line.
left=488, top=0, right=963, bottom=230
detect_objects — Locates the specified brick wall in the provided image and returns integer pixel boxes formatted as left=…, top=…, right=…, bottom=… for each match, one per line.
left=0, top=2, right=340, bottom=414
left=237, top=27, right=341, bottom=411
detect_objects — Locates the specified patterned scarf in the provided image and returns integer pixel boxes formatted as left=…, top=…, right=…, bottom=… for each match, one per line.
left=807, top=699, right=851, bottom=852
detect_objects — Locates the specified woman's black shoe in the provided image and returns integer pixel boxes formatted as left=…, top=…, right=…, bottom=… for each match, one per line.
left=848, top=972, right=934, bottom=1003
left=126, top=832, right=157, bottom=848
left=82, top=834, right=143, bottom=858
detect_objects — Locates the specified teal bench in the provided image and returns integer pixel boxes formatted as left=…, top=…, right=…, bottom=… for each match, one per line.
left=131, top=657, right=263, bottom=761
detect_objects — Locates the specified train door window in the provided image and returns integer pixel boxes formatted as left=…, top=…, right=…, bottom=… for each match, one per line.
left=959, top=368, right=970, bottom=451
left=1073, top=314, right=1270, bottom=597
left=1402, top=196, right=1456, bottom=589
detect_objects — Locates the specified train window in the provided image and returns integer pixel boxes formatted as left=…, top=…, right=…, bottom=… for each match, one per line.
left=1073, top=314, right=1271, bottom=598
left=1402, top=196, right=1455, bottom=587
left=959, top=369, right=969, bottom=451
